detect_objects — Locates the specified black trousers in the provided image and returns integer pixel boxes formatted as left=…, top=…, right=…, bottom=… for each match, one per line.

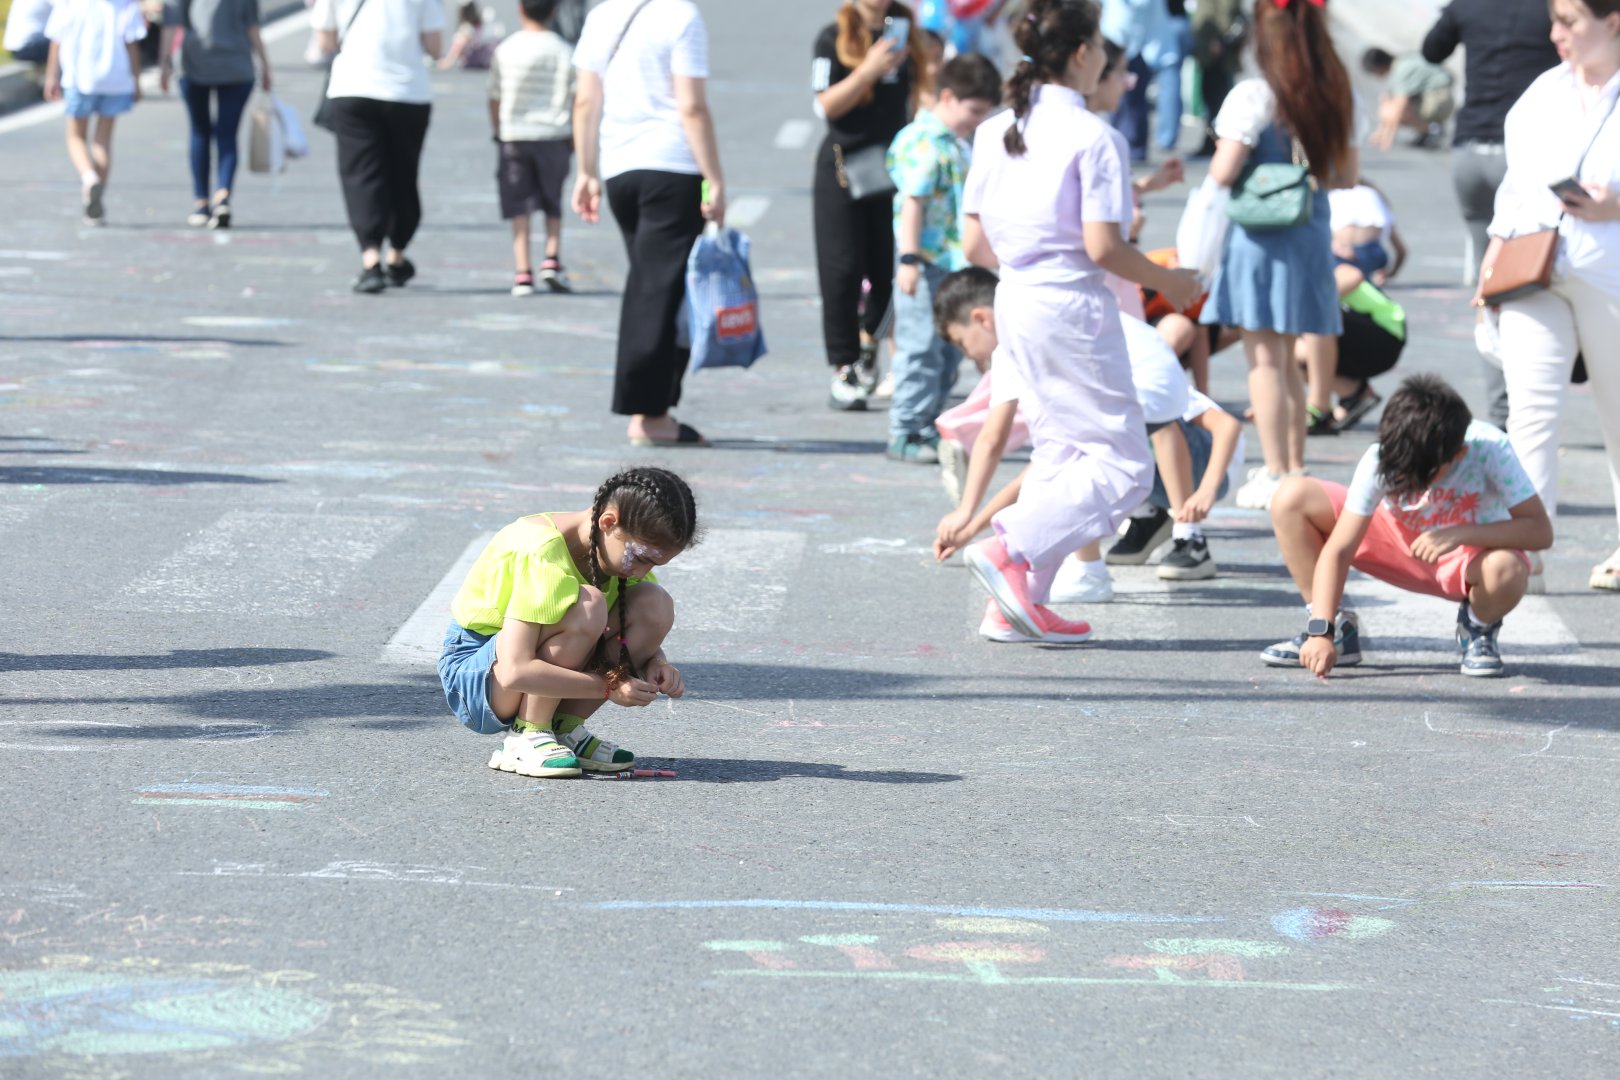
left=605, top=170, right=705, bottom=417
left=1198, top=63, right=1235, bottom=154
left=812, top=140, right=894, bottom=369
left=328, top=97, right=432, bottom=253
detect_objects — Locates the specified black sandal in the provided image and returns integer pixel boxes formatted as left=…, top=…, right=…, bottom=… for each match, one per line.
left=1336, top=382, right=1383, bottom=430
left=629, top=422, right=707, bottom=448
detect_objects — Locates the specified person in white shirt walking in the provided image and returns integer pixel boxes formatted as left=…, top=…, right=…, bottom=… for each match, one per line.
left=42, top=0, right=146, bottom=226
left=311, top=0, right=445, bottom=294
left=572, top=0, right=726, bottom=447
left=1483, top=0, right=1620, bottom=592
left=490, top=0, right=577, bottom=296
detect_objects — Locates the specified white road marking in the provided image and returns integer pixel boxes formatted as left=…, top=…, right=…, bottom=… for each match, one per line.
left=380, top=534, right=492, bottom=665
left=1344, top=571, right=1586, bottom=666
left=774, top=119, right=814, bottom=150
left=115, top=511, right=407, bottom=617
left=261, top=9, right=310, bottom=43
left=658, top=529, right=806, bottom=634
left=725, top=196, right=771, bottom=229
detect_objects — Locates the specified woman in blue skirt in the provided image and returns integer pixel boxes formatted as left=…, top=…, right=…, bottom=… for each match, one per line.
left=1200, top=0, right=1355, bottom=510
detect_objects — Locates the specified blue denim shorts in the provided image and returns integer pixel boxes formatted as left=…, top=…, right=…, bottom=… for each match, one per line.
left=1334, top=240, right=1389, bottom=280
left=438, top=623, right=507, bottom=735
left=1149, top=420, right=1227, bottom=510
left=64, top=90, right=135, bottom=119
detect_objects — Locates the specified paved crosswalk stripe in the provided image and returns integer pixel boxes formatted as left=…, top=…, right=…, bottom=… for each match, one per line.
left=726, top=196, right=771, bottom=228
left=1344, top=572, right=1587, bottom=666
left=116, top=511, right=407, bottom=616
left=774, top=120, right=814, bottom=150
left=657, top=529, right=806, bottom=634
left=380, top=534, right=492, bottom=665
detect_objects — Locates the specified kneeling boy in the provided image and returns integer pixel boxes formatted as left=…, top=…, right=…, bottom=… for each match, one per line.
left=1265, top=375, right=1552, bottom=678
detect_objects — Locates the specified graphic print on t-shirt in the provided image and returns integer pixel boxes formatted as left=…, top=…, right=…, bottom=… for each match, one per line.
left=1343, top=421, right=1539, bottom=536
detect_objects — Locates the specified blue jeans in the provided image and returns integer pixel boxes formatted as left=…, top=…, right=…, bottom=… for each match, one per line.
left=1111, top=56, right=1154, bottom=162
left=180, top=79, right=254, bottom=201
left=1153, top=20, right=1191, bottom=152
left=1148, top=420, right=1227, bottom=510
left=889, top=260, right=962, bottom=440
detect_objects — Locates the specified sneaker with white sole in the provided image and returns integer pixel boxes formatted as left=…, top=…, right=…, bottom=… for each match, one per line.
left=1456, top=603, right=1505, bottom=678
left=539, top=258, right=571, bottom=293
left=1049, top=558, right=1114, bottom=604
left=487, top=723, right=582, bottom=778
left=1157, top=537, right=1217, bottom=580
left=551, top=713, right=635, bottom=772
left=887, top=434, right=940, bottom=464
left=963, top=536, right=1042, bottom=639
left=938, top=439, right=968, bottom=504
left=978, top=598, right=1093, bottom=643
left=1107, top=508, right=1172, bottom=566
left=1260, top=612, right=1362, bottom=668
left=829, top=365, right=872, bottom=411
left=1235, top=467, right=1283, bottom=510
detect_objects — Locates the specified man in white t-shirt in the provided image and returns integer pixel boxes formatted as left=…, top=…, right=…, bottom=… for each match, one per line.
left=571, top=0, right=726, bottom=448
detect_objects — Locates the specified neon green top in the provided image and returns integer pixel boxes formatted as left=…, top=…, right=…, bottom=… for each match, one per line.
left=1344, top=281, right=1407, bottom=342
left=450, top=514, right=654, bottom=636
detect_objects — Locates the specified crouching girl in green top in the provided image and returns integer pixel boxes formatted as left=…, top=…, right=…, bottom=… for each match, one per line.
left=438, top=467, right=699, bottom=778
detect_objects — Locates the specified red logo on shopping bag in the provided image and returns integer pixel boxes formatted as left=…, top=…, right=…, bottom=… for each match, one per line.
left=716, top=302, right=758, bottom=341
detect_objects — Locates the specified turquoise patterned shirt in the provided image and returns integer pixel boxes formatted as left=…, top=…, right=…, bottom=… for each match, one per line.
left=886, top=110, right=970, bottom=271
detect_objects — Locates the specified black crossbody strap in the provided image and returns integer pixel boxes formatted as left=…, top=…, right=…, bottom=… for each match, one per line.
left=607, top=0, right=656, bottom=65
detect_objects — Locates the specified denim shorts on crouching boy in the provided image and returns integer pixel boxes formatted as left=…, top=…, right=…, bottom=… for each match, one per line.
left=64, top=90, right=135, bottom=119
left=438, top=623, right=507, bottom=735
left=1149, top=420, right=1228, bottom=510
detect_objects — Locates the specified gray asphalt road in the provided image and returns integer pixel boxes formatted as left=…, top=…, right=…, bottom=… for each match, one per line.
left=3, top=4, right=1619, bottom=1078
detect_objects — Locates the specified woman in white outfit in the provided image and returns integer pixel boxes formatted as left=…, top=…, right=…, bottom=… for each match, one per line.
left=1485, top=0, right=1620, bottom=591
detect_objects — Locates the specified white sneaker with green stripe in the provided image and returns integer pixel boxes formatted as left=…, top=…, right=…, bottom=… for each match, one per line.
left=551, top=713, right=636, bottom=773
left=489, top=721, right=581, bottom=779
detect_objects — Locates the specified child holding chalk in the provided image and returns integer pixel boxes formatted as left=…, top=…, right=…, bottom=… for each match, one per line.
left=438, top=467, right=700, bottom=777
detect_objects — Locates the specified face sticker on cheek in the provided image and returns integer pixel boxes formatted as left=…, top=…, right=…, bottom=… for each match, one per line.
left=622, top=541, right=662, bottom=576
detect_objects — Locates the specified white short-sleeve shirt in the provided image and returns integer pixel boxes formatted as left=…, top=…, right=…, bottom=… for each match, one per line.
left=962, top=84, right=1133, bottom=286
left=574, top=0, right=709, bottom=181
left=312, top=0, right=446, bottom=105
left=45, top=0, right=147, bottom=96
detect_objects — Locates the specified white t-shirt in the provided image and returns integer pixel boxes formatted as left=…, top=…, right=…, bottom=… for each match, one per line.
left=45, top=0, right=145, bottom=96
left=5, top=0, right=54, bottom=50
left=573, top=0, right=708, bottom=181
left=1344, top=420, right=1539, bottom=534
left=312, top=0, right=446, bottom=105
left=990, top=312, right=1187, bottom=425
left=489, top=29, right=575, bottom=142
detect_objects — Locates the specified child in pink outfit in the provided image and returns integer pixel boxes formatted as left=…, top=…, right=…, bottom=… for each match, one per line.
left=956, top=0, right=1199, bottom=643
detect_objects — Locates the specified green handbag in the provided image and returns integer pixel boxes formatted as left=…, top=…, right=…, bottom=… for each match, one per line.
left=1226, top=139, right=1315, bottom=230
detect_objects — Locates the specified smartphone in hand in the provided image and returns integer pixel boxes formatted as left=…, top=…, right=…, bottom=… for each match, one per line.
left=1550, top=177, right=1592, bottom=206
left=882, top=15, right=911, bottom=45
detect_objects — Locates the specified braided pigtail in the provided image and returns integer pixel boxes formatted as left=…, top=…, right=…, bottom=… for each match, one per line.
left=584, top=466, right=702, bottom=688
left=1004, top=0, right=1103, bottom=157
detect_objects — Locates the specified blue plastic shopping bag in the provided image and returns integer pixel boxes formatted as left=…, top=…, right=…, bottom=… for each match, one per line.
left=685, top=226, right=766, bottom=372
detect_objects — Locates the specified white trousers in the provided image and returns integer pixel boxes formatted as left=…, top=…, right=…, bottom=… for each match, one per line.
left=990, top=279, right=1154, bottom=597
left=1499, top=272, right=1620, bottom=539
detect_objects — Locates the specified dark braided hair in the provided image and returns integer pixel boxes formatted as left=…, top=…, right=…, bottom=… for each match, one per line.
left=585, top=467, right=700, bottom=686
left=1003, top=0, right=1102, bottom=156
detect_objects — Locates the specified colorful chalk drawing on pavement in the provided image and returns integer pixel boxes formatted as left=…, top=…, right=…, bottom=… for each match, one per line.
left=0, top=955, right=466, bottom=1071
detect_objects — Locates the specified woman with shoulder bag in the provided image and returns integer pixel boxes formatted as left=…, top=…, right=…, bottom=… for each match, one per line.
left=1482, top=0, right=1620, bottom=592
left=159, top=0, right=273, bottom=229
left=311, top=0, right=445, bottom=294
left=1197, top=0, right=1355, bottom=510
left=812, top=0, right=930, bottom=411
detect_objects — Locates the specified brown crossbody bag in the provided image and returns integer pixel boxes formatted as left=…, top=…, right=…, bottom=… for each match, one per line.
left=1477, top=90, right=1618, bottom=306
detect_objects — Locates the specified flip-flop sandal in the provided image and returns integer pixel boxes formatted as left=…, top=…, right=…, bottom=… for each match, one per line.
left=629, top=422, right=707, bottom=448
left=552, top=713, right=635, bottom=773
left=1336, top=383, right=1383, bottom=429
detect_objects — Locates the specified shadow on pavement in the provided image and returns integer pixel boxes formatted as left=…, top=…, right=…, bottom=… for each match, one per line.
left=705, top=438, right=889, bottom=455
left=0, top=334, right=287, bottom=348
left=0, top=466, right=279, bottom=485
left=0, top=648, right=333, bottom=672
left=628, top=757, right=962, bottom=784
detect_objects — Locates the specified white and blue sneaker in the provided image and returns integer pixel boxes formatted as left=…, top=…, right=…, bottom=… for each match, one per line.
left=1261, top=612, right=1362, bottom=668
left=1456, top=602, right=1505, bottom=678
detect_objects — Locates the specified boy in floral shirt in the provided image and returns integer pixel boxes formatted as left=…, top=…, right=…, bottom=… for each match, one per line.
left=883, top=53, right=1001, bottom=464
left=1264, top=375, right=1552, bottom=679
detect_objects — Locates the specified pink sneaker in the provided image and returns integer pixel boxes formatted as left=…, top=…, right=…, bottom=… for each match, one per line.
left=963, top=536, right=1042, bottom=638
left=979, top=599, right=1093, bottom=644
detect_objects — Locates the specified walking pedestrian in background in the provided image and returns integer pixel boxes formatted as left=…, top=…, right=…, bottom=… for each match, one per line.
left=1422, top=0, right=1559, bottom=431
left=572, top=0, right=725, bottom=447
left=1191, top=0, right=1246, bottom=158
left=1484, top=0, right=1620, bottom=593
left=1199, top=0, right=1355, bottom=510
left=159, top=0, right=273, bottom=229
left=812, top=0, right=928, bottom=412
left=311, top=0, right=445, bottom=294
left=43, top=0, right=146, bottom=226
left=1100, top=0, right=1172, bottom=163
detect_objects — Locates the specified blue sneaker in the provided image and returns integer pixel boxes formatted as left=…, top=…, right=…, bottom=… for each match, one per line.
left=1456, top=603, right=1505, bottom=678
left=1260, top=612, right=1362, bottom=668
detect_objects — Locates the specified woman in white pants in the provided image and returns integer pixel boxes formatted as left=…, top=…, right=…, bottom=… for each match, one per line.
left=1486, top=0, right=1620, bottom=591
